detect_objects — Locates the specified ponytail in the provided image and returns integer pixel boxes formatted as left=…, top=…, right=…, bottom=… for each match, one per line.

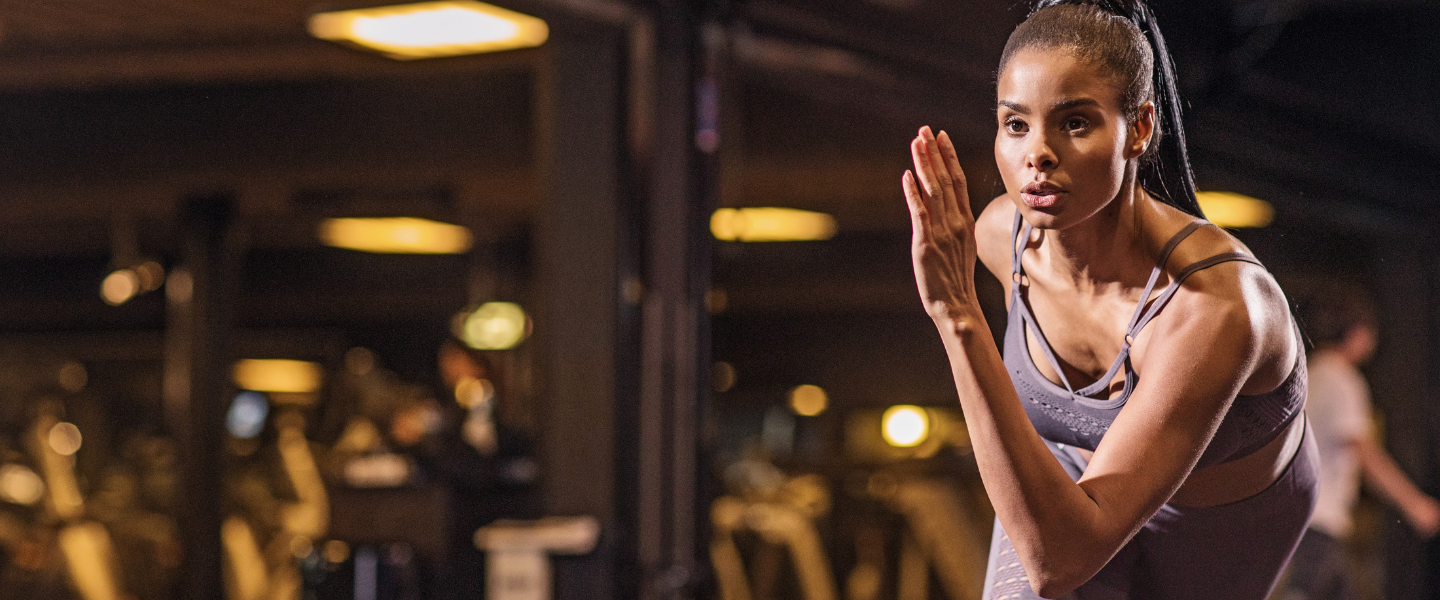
left=1019, top=0, right=1205, bottom=219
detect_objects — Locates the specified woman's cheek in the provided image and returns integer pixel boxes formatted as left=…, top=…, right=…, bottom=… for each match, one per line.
left=994, top=139, right=1019, bottom=191
left=1077, top=137, right=1125, bottom=190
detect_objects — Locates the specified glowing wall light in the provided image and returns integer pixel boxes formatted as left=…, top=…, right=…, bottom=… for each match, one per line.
left=0, top=464, right=45, bottom=506
left=324, top=540, right=351, bottom=564
left=48, top=422, right=83, bottom=456
left=713, top=361, right=737, bottom=393
left=1196, top=191, right=1274, bottom=229
left=227, top=392, right=271, bottom=439
left=788, top=384, right=829, bottom=417
left=710, top=208, right=838, bottom=242
left=101, top=270, right=140, bottom=306
left=100, top=261, right=166, bottom=306
left=308, top=1, right=549, bottom=60
left=58, top=362, right=88, bottom=393
left=233, top=359, right=323, bottom=393
left=319, top=217, right=474, bottom=254
left=882, top=405, right=930, bottom=448
left=454, top=376, right=495, bottom=409
left=459, top=302, right=530, bottom=350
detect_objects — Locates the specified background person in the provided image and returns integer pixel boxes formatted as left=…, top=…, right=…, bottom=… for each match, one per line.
left=404, top=338, right=540, bottom=600
left=1281, top=291, right=1440, bottom=600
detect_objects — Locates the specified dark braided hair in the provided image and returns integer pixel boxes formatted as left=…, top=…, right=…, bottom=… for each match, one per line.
left=999, top=0, right=1204, bottom=219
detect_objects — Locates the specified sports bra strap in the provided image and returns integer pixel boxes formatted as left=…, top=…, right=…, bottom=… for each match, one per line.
left=1129, top=252, right=1265, bottom=337
left=1007, top=215, right=1230, bottom=397
left=1010, top=210, right=1029, bottom=278
left=1006, top=214, right=1266, bottom=397
left=1021, top=307, right=1078, bottom=392
left=1123, top=221, right=1206, bottom=332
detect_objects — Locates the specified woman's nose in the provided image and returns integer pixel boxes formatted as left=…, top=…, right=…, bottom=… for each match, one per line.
left=1025, top=136, right=1057, bottom=171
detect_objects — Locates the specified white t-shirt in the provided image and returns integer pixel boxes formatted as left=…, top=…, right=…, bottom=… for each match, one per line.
left=1304, top=350, right=1372, bottom=538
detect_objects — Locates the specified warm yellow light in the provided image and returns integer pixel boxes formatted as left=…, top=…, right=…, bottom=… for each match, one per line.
left=345, top=347, right=377, bottom=376
left=58, top=361, right=88, bottom=393
left=290, top=536, right=315, bottom=560
left=101, top=269, right=141, bottom=306
left=319, top=217, right=474, bottom=254
left=461, top=302, right=529, bottom=350
left=48, top=422, right=83, bottom=456
left=57, top=522, right=122, bottom=600
left=455, top=376, right=495, bottom=409
left=134, top=260, right=166, bottom=292
left=324, top=540, right=351, bottom=564
left=710, top=208, right=838, bottom=242
left=882, top=405, right=929, bottom=448
left=0, top=464, right=44, bottom=505
left=1197, top=191, right=1274, bottom=228
left=713, top=361, right=737, bottom=393
left=309, top=1, right=549, bottom=60
left=233, top=359, right=323, bottom=393
left=789, top=385, right=829, bottom=417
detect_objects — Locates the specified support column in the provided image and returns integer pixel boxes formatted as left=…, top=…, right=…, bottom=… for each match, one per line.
left=634, top=2, right=716, bottom=598
left=163, top=192, right=237, bottom=600
left=535, top=24, right=624, bottom=600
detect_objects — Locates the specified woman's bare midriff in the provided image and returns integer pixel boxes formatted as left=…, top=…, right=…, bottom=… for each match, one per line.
left=1073, top=414, right=1306, bottom=508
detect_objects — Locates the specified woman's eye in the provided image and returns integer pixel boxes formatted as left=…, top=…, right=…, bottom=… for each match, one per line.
left=1062, top=117, right=1089, bottom=131
left=1004, top=118, right=1028, bottom=134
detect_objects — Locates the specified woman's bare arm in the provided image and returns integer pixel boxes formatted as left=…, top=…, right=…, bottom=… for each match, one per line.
left=904, top=126, right=1274, bottom=596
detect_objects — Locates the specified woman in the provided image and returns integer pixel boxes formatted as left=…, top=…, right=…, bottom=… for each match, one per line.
left=901, top=1, right=1316, bottom=598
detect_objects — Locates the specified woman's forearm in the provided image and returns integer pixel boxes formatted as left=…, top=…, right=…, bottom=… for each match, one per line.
left=935, top=308, right=1113, bottom=593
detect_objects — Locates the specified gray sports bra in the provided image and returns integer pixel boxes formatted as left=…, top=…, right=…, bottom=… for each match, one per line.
left=1003, top=212, right=1306, bottom=469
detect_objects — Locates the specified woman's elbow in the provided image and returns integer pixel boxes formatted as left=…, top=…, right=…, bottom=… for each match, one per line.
left=1014, top=521, right=1116, bottom=596
left=1026, top=572, right=1083, bottom=599
left=1023, top=556, right=1099, bottom=598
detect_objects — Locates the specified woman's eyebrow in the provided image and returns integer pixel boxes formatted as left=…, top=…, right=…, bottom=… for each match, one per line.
left=997, top=98, right=1099, bottom=113
left=1052, top=97, right=1100, bottom=111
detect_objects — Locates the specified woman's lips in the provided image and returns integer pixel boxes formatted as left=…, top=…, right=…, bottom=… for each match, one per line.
left=1020, top=182, right=1064, bottom=208
left=1021, top=191, right=1061, bottom=208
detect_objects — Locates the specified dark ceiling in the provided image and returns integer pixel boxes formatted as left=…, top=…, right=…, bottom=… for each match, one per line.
left=0, top=0, right=1432, bottom=237
left=729, top=0, right=1440, bottom=231
left=0, top=0, right=1432, bottom=331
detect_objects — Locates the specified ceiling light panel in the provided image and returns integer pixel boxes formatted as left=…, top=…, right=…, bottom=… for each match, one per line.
left=1196, top=191, right=1274, bottom=229
left=309, top=1, right=549, bottom=60
left=319, top=217, right=474, bottom=254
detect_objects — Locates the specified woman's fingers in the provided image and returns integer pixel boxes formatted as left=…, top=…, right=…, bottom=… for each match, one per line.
left=919, top=127, right=961, bottom=227
left=906, top=129, right=973, bottom=314
left=902, top=170, right=930, bottom=246
left=937, top=131, right=973, bottom=223
left=919, top=126, right=969, bottom=230
left=910, top=135, right=943, bottom=211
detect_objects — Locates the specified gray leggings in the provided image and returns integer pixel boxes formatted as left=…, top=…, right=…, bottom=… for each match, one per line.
left=981, top=422, right=1318, bottom=600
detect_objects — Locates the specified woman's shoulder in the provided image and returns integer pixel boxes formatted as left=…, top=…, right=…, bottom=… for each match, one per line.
left=1153, top=210, right=1283, bottom=316
left=1143, top=203, right=1299, bottom=387
left=1160, top=222, right=1255, bottom=272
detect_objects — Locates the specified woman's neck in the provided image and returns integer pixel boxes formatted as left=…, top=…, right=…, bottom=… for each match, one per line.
left=1035, top=178, right=1155, bottom=294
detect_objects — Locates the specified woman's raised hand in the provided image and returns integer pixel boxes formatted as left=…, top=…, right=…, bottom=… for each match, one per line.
left=904, top=126, right=980, bottom=323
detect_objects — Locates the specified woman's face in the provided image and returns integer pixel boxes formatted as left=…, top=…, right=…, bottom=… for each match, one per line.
left=995, top=46, right=1151, bottom=230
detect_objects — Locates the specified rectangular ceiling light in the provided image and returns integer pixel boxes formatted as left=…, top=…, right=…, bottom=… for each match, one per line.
left=233, top=359, right=323, bottom=394
left=711, top=207, right=838, bottom=242
left=319, top=217, right=474, bottom=254
left=1196, top=191, right=1274, bottom=228
left=308, top=1, right=549, bottom=60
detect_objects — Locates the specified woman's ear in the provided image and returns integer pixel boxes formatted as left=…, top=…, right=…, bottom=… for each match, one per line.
left=1126, top=102, right=1155, bottom=159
